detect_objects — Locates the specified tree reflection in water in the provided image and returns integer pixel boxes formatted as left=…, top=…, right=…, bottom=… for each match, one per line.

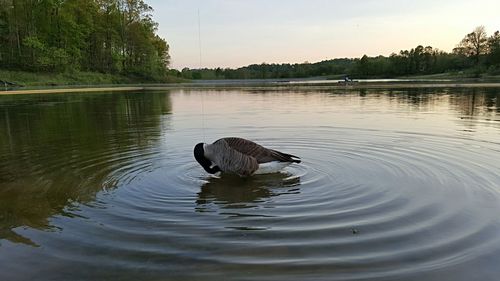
left=0, top=91, right=172, bottom=245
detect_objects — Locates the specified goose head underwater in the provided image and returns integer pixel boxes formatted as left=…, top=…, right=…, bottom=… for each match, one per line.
left=194, top=137, right=301, bottom=177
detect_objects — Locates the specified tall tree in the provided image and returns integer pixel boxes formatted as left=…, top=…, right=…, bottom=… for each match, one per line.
left=454, top=26, right=489, bottom=64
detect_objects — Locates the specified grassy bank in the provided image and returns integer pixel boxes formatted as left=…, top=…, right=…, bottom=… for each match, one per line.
left=324, top=70, right=500, bottom=81
left=398, top=72, right=500, bottom=81
left=3, top=69, right=500, bottom=88
left=0, top=70, right=187, bottom=87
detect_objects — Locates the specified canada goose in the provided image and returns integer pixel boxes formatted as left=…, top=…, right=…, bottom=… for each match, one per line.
left=194, top=137, right=301, bottom=177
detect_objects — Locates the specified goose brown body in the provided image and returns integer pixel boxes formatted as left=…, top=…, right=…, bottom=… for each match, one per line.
left=194, top=137, right=301, bottom=177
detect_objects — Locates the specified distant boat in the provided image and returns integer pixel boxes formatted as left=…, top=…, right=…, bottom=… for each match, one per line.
left=338, top=80, right=359, bottom=84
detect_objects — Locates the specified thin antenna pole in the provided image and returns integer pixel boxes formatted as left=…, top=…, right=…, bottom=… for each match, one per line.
left=197, top=9, right=202, bottom=69
left=198, top=9, right=206, bottom=142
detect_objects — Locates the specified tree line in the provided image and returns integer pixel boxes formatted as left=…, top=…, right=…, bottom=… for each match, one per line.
left=176, top=26, right=500, bottom=80
left=0, top=0, right=170, bottom=81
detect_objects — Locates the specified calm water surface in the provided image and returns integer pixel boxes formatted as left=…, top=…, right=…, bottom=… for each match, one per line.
left=1, top=88, right=500, bottom=281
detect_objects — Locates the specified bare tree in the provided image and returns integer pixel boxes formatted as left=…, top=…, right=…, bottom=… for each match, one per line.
left=455, top=26, right=489, bottom=64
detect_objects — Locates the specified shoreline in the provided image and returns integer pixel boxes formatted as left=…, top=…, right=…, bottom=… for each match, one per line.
left=0, top=87, right=145, bottom=95
left=2, top=82, right=500, bottom=95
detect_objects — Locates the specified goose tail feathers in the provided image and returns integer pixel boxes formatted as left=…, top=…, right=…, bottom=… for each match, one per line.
left=271, top=150, right=301, bottom=163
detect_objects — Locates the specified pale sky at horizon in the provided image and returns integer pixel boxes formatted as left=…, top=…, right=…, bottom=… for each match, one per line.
left=147, top=0, right=500, bottom=70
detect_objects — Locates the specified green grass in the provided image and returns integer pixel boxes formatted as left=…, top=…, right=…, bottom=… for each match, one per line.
left=3, top=69, right=499, bottom=87
left=399, top=69, right=500, bottom=81
left=0, top=69, right=188, bottom=87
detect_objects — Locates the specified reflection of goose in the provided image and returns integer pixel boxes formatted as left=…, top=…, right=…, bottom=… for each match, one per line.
left=196, top=173, right=301, bottom=208
left=194, top=137, right=301, bottom=177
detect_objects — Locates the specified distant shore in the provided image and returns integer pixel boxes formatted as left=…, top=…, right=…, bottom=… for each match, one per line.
left=0, top=69, right=187, bottom=89
left=2, top=81, right=500, bottom=95
left=0, top=87, right=144, bottom=95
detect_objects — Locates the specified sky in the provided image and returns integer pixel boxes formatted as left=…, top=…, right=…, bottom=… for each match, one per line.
left=147, top=0, right=500, bottom=70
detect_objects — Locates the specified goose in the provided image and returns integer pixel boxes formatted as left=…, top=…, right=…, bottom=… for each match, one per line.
left=194, top=137, right=301, bottom=177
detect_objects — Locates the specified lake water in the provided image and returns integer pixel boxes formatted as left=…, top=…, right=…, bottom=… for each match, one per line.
left=1, top=87, right=499, bottom=281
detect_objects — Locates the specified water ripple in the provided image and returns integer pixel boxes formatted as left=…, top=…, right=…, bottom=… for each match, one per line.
left=2, top=125, right=500, bottom=281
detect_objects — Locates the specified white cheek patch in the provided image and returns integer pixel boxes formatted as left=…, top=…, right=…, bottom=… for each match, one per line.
left=203, top=144, right=208, bottom=156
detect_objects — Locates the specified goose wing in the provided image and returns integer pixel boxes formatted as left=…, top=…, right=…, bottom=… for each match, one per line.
left=209, top=139, right=259, bottom=176
left=221, top=137, right=301, bottom=164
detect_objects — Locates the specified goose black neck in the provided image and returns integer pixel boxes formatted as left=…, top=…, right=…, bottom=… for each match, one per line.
left=194, top=143, right=220, bottom=174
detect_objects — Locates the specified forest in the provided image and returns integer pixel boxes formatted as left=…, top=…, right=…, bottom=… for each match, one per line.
left=0, top=0, right=170, bottom=82
left=177, top=26, right=500, bottom=80
left=1, top=1, right=499, bottom=84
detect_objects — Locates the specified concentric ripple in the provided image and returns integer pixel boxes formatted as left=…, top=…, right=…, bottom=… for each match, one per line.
left=7, top=128, right=497, bottom=281
left=1, top=89, right=500, bottom=281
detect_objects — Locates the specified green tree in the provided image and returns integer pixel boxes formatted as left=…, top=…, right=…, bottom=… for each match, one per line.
left=487, top=31, right=500, bottom=66
left=0, top=0, right=170, bottom=81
